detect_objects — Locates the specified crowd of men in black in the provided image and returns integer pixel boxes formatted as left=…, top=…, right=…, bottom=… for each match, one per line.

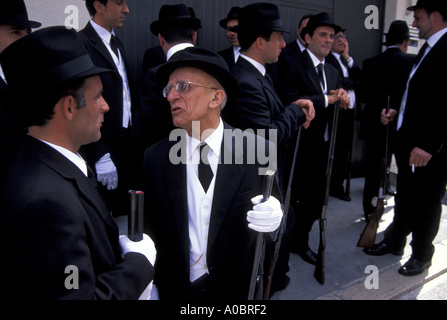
left=0, top=0, right=446, bottom=300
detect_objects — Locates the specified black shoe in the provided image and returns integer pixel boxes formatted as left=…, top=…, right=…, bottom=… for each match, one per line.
left=363, top=241, right=404, bottom=256
left=386, top=188, right=397, bottom=196
left=297, top=249, right=318, bottom=265
left=398, top=258, right=431, bottom=276
left=268, top=275, right=290, bottom=299
left=330, top=190, right=352, bottom=202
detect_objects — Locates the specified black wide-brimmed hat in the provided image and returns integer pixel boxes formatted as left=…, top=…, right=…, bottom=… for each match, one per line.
left=156, top=47, right=239, bottom=106
left=238, top=3, right=288, bottom=34
left=0, top=26, right=111, bottom=92
left=385, top=20, right=410, bottom=41
left=301, top=12, right=342, bottom=40
left=150, top=4, right=202, bottom=35
left=407, top=0, right=447, bottom=11
left=0, top=0, right=41, bottom=29
left=219, top=6, right=241, bottom=29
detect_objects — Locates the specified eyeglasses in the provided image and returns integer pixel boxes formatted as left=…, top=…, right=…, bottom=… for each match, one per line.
left=334, top=34, right=346, bottom=40
left=162, top=81, right=219, bottom=98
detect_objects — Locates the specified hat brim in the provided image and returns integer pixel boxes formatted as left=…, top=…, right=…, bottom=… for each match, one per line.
left=0, top=18, right=41, bottom=29
left=156, top=59, right=239, bottom=106
left=150, top=18, right=202, bottom=35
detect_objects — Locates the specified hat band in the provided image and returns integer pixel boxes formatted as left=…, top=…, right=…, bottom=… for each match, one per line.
left=32, top=55, right=95, bottom=85
left=240, top=19, right=285, bottom=31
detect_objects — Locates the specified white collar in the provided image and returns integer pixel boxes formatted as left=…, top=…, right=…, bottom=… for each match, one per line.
left=39, top=139, right=88, bottom=177
left=427, top=26, right=447, bottom=49
left=186, top=118, right=224, bottom=163
left=167, top=43, right=194, bottom=61
left=306, top=49, right=325, bottom=68
left=90, top=19, right=115, bottom=44
left=240, top=54, right=266, bottom=76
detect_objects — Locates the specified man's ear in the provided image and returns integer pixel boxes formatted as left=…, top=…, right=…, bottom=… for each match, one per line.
left=59, top=95, right=76, bottom=121
left=209, top=90, right=226, bottom=110
left=93, top=0, right=106, bottom=14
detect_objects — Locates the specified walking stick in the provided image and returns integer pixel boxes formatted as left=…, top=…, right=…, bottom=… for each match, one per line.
left=128, top=190, right=144, bottom=242
left=314, top=101, right=341, bottom=285
left=357, top=96, right=390, bottom=247
left=247, top=170, right=275, bottom=300
left=263, top=126, right=303, bottom=300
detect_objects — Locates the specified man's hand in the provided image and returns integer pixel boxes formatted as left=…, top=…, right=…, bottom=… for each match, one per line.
left=119, top=234, right=157, bottom=266
left=293, top=99, right=315, bottom=129
left=328, top=89, right=350, bottom=109
left=247, top=195, right=283, bottom=233
left=410, top=147, right=432, bottom=168
left=380, top=108, right=398, bottom=126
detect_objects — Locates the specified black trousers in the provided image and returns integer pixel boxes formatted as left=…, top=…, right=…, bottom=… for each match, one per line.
left=384, top=142, right=447, bottom=262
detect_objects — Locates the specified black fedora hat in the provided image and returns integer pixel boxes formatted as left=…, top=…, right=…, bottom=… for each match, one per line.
left=219, top=6, right=241, bottom=29
left=407, top=0, right=447, bottom=11
left=156, top=47, right=239, bottom=106
left=301, top=12, right=342, bottom=40
left=238, top=3, right=288, bottom=33
left=0, top=26, right=111, bottom=92
left=385, top=20, right=410, bottom=40
left=0, top=0, right=41, bottom=29
left=150, top=4, right=202, bottom=35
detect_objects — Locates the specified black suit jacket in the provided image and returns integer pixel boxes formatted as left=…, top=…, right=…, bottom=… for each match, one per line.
left=359, top=47, right=415, bottom=142
left=78, top=22, right=138, bottom=167
left=218, top=46, right=237, bottom=68
left=277, top=49, right=343, bottom=154
left=0, top=137, right=153, bottom=299
left=143, top=123, right=281, bottom=300
left=398, top=33, right=447, bottom=156
left=223, top=56, right=306, bottom=188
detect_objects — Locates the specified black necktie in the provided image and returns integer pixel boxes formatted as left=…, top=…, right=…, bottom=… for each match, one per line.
left=317, top=63, right=326, bottom=92
left=198, top=143, right=213, bottom=193
left=414, top=42, right=429, bottom=67
left=110, top=34, right=120, bottom=58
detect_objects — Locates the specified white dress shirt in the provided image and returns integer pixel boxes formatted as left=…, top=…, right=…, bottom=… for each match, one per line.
left=185, top=119, right=223, bottom=282
left=90, top=20, right=132, bottom=128
left=330, top=52, right=356, bottom=110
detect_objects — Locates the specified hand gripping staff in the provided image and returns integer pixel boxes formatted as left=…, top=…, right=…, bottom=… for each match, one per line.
left=314, top=101, right=341, bottom=285
left=128, top=190, right=144, bottom=242
left=247, top=170, right=275, bottom=300
left=357, top=96, right=390, bottom=248
left=263, top=126, right=303, bottom=300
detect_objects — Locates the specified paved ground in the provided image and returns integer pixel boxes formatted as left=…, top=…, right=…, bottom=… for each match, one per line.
left=270, top=178, right=447, bottom=300
left=115, top=178, right=447, bottom=300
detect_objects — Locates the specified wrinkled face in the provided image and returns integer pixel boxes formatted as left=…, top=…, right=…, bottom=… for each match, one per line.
left=0, top=24, right=29, bottom=53
left=332, top=32, right=347, bottom=54
left=70, top=75, right=109, bottom=146
left=412, top=8, right=435, bottom=40
left=165, top=67, right=221, bottom=133
left=226, top=19, right=239, bottom=47
left=306, top=25, right=335, bottom=61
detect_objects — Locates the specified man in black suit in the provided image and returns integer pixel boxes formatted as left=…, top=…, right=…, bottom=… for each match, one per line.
left=359, top=21, right=415, bottom=219
left=79, top=0, right=139, bottom=216
left=218, top=6, right=241, bottom=67
left=364, top=0, right=447, bottom=277
left=143, top=47, right=283, bottom=300
left=137, top=4, right=201, bottom=149
left=0, top=26, right=155, bottom=300
left=0, top=0, right=40, bottom=192
left=277, top=12, right=350, bottom=265
left=222, top=3, right=315, bottom=295
left=327, top=29, right=362, bottom=202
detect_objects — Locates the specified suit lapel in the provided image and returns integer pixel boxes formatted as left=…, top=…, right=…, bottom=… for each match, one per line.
left=25, top=137, right=117, bottom=232
left=303, top=51, right=324, bottom=95
left=163, top=140, right=190, bottom=265
left=207, top=124, right=246, bottom=253
left=85, top=22, right=118, bottom=71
